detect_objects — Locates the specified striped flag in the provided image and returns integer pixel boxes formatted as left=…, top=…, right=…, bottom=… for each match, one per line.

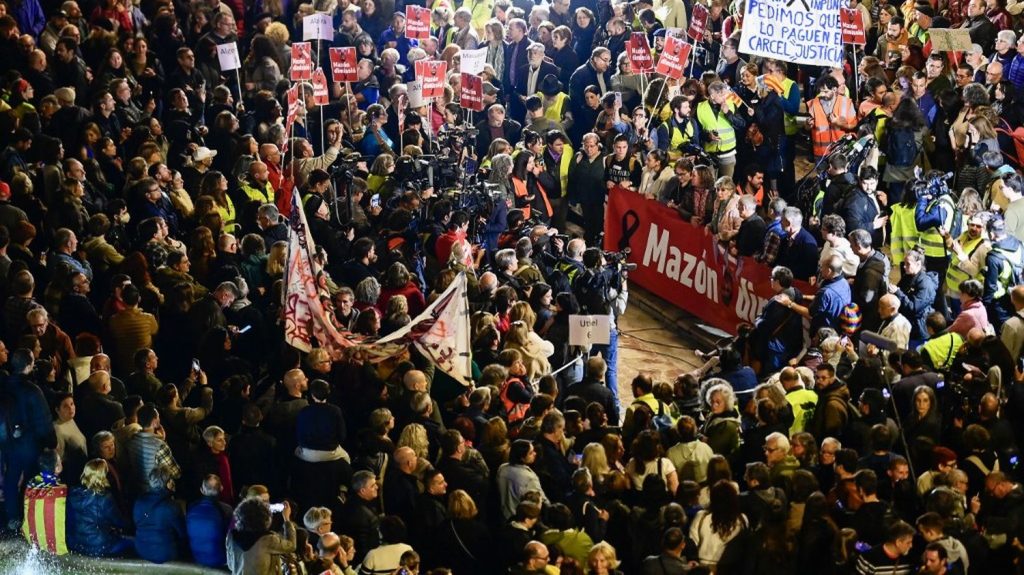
left=22, top=484, right=68, bottom=555
left=283, top=189, right=353, bottom=358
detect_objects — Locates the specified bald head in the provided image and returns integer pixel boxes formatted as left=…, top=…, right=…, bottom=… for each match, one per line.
left=318, top=532, right=341, bottom=556
left=395, top=446, right=417, bottom=473
left=403, top=369, right=428, bottom=392
left=249, top=161, right=269, bottom=183
left=89, top=370, right=111, bottom=394
left=879, top=294, right=900, bottom=319
left=283, top=369, right=308, bottom=396
left=90, top=353, right=111, bottom=373
left=1013, top=285, right=1024, bottom=310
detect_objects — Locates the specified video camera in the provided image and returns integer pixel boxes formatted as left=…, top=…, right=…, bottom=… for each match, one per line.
left=918, top=169, right=953, bottom=201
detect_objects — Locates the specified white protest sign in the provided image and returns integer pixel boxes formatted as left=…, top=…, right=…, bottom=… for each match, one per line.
left=303, top=13, right=334, bottom=41
left=740, top=0, right=843, bottom=68
left=460, top=47, right=488, bottom=75
left=216, top=42, right=241, bottom=71
left=407, top=79, right=425, bottom=108
left=569, top=315, right=611, bottom=346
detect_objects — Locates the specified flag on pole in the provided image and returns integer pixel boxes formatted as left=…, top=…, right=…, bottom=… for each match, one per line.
left=283, top=189, right=352, bottom=358
left=371, top=272, right=473, bottom=386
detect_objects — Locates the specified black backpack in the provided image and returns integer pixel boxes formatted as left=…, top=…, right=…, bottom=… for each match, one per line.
left=887, top=127, right=919, bottom=167
left=576, top=270, right=610, bottom=315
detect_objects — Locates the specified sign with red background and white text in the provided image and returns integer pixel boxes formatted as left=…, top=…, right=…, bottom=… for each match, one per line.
left=604, top=188, right=813, bottom=334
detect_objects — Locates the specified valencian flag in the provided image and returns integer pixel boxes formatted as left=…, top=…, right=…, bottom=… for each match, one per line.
left=283, top=190, right=352, bottom=358
left=23, top=484, right=68, bottom=555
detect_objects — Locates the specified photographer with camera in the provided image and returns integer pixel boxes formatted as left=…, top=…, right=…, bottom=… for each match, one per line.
left=915, top=171, right=958, bottom=317
left=574, top=247, right=629, bottom=414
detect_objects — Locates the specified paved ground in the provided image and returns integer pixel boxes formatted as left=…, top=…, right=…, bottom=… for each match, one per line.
left=613, top=287, right=705, bottom=414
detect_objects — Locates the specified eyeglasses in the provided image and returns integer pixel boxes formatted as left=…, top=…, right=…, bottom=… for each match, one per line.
left=763, top=446, right=781, bottom=452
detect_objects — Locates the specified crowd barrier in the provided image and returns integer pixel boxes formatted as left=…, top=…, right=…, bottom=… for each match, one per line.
left=603, top=187, right=815, bottom=336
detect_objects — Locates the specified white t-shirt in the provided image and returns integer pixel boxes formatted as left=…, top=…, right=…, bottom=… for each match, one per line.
left=627, top=456, right=675, bottom=491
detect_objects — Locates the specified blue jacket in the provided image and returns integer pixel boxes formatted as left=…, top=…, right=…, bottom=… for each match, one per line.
left=896, top=271, right=938, bottom=341
left=1010, top=54, right=1024, bottom=93
left=67, top=487, right=128, bottom=557
left=810, top=276, right=852, bottom=334
left=777, top=227, right=820, bottom=281
left=133, top=489, right=187, bottom=564
left=187, top=496, right=230, bottom=568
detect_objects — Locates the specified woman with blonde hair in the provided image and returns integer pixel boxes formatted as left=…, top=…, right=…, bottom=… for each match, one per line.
left=504, top=320, right=552, bottom=380
left=266, top=241, right=287, bottom=280
left=586, top=541, right=623, bottom=575
left=510, top=301, right=555, bottom=357
left=581, top=442, right=612, bottom=491
left=67, top=459, right=133, bottom=557
left=398, top=423, right=430, bottom=461
left=438, top=489, right=492, bottom=572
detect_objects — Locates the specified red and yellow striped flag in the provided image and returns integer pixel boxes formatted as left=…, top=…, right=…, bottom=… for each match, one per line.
left=22, top=484, right=68, bottom=555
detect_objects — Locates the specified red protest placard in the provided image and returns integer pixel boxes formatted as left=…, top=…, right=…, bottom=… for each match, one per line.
left=461, top=73, right=484, bottom=112
left=416, top=60, right=448, bottom=99
left=655, top=35, right=691, bottom=80
left=284, top=84, right=302, bottom=144
left=406, top=5, right=431, bottom=40
left=329, top=47, right=357, bottom=83
left=628, top=32, right=653, bottom=72
left=290, top=42, right=312, bottom=81
left=840, top=8, right=866, bottom=45
left=312, top=69, right=329, bottom=105
left=688, top=3, right=709, bottom=42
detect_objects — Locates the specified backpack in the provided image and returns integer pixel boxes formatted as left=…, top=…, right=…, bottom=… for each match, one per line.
left=886, top=127, right=919, bottom=167
left=576, top=270, right=610, bottom=315
left=632, top=399, right=673, bottom=433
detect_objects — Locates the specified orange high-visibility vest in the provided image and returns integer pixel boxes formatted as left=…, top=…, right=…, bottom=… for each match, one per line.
left=512, top=177, right=553, bottom=220
left=808, top=94, right=856, bottom=159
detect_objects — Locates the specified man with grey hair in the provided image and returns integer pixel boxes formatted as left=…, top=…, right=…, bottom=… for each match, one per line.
left=186, top=473, right=232, bottom=567
left=695, top=80, right=746, bottom=178
left=776, top=207, right=820, bottom=280
left=514, top=42, right=559, bottom=121
left=850, top=228, right=891, bottom=332
left=341, top=470, right=382, bottom=563
left=452, top=7, right=480, bottom=49
left=257, top=203, right=287, bottom=245
left=474, top=104, right=522, bottom=159
left=494, top=248, right=523, bottom=291
left=733, top=195, right=766, bottom=257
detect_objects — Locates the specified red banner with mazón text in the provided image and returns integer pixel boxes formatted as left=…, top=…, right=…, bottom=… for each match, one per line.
left=603, top=188, right=813, bottom=334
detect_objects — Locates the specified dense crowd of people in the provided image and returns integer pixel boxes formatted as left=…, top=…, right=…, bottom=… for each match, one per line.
left=4, top=0, right=1024, bottom=573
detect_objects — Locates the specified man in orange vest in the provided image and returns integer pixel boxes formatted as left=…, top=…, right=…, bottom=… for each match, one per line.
left=805, top=76, right=857, bottom=161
